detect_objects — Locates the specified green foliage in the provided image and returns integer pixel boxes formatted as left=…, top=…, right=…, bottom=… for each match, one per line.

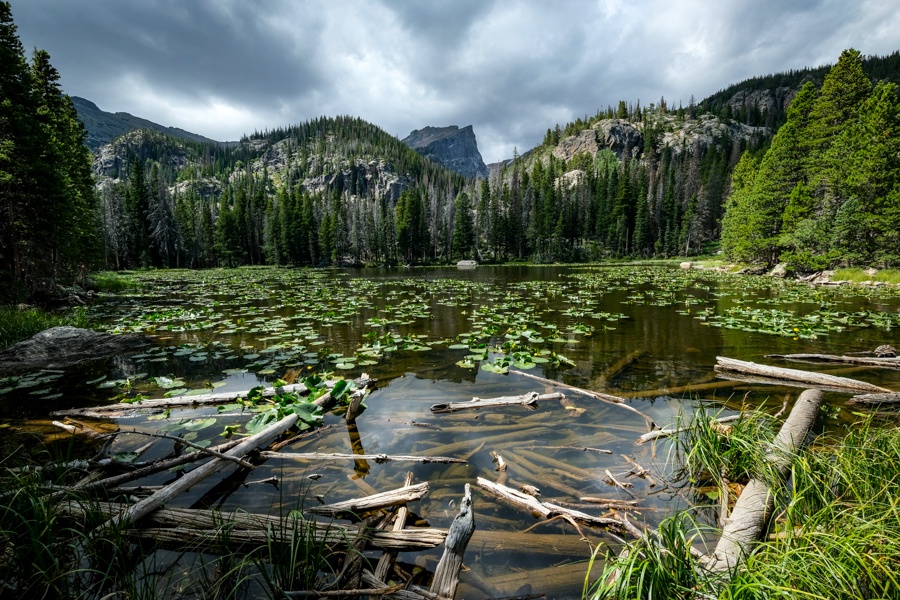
left=721, top=49, right=900, bottom=269
left=0, top=305, right=89, bottom=349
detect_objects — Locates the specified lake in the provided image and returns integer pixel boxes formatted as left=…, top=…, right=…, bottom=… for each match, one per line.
left=3, top=264, right=899, bottom=598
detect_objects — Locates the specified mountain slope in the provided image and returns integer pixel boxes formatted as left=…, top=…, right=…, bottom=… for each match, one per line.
left=72, top=96, right=225, bottom=151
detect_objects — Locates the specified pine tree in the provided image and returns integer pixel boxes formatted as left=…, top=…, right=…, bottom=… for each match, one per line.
left=451, top=191, right=475, bottom=260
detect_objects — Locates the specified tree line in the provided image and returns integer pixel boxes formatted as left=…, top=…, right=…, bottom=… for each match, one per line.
left=0, top=2, right=98, bottom=301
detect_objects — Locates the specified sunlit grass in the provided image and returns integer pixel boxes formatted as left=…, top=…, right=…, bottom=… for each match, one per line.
left=833, top=268, right=900, bottom=284
left=90, top=270, right=141, bottom=291
left=0, top=306, right=90, bottom=349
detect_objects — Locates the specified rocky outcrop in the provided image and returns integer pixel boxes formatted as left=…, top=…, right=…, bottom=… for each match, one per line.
left=402, top=125, right=489, bottom=179
left=660, top=114, right=764, bottom=156
left=726, top=87, right=798, bottom=121
left=0, top=327, right=150, bottom=375
left=594, top=119, right=644, bottom=160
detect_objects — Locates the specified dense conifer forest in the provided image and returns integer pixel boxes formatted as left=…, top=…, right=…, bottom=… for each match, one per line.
left=2, top=0, right=900, bottom=304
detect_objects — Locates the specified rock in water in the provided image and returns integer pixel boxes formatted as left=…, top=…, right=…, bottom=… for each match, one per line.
left=0, top=326, right=150, bottom=375
left=402, top=125, right=489, bottom=179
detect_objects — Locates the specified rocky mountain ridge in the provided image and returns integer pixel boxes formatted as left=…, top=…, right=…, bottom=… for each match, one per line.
left=401, top=125, right=489, bottom=179
left=72, top=96, right=226, bottom=151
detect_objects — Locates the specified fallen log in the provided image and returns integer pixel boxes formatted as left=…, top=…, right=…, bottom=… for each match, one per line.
left=703, top=389, right=824, bottom=573
left=848, top=392, right=900, bottom=406
left=96, top=412, right=299, bottom=533
left=768, top=353, right=900, bottom=369
left=430, top=484, right=474, bottom=600
left=309, top=482, right=429, bottom=517
left=598, top=349, right=645, bottom=384
left=430, top=392, right=564, bottom=414
left=715, top=356, right=890, bottom=394
left=373, top=473, right=415, bottom=590
left=476, top=477, right=639, bottom=537
left=508, top=369, right=655, bottom=429
left=259, top=452, right=464, bottom=464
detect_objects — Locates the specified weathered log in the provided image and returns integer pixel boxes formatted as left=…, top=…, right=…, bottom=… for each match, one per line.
left=509, top=369, right=656, bottom=429
left=847, top=392, right=900, bottom=406
left=475, top=477, right=637, bottom=536
left=259, top=452, right=465, bottom=464
left=768, top=353, right=900, bottom=369
left=636, top=414, right=741, bottom=444
left=419, top=428, right=549, bottom=457
left=96, top=412, right=298, bottom=533
left=61, top=501, right=447, bottom=551
left=620, top=379, right=741, bottom=399
left=703, top=389, right=824, bottom=573
left=430, top=484, right=474, bottom=600
left=100, top=429, right=254, bottom=469
left=599, top=349, right=645, bottom=384
left=309, top=482, right=429, bottom=517
left=373, top=472, right=415, bottom=589
left=715, top=356, right=890, bottom=393
left=430, top=392, right=564, bottom=414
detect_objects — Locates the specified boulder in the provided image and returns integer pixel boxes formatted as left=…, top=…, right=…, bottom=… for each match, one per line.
left=0, top=327, right=150, bottom=375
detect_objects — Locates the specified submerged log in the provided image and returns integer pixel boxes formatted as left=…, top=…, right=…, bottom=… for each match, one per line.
left=309, top=482, right=429, bottom=517
left=598, top=349, right=645, bottom=384
left=508, top=369, right=655, bottom=429
left=430, top=484, right=474, bottom=600
left=715, top=356, right=890, bottom=393
left=430, top=392, right=563, bottom=414
left=703, top=388, right=824, bottom=573
left=260, top=452, right=464, bottom=464
left=373, top=472, right=415, bottom=589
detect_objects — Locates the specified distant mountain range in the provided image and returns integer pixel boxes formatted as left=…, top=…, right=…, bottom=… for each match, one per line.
left=71, top=96, right=226, bottom=151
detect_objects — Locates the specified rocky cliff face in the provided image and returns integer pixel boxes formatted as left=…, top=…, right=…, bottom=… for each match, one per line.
left=402, top=125, right=489, bottom=179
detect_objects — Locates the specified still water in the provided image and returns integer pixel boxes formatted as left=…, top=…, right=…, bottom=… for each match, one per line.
left=3, top=265, right=900, bottom=597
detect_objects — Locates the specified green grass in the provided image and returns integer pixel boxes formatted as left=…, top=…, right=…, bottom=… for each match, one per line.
left=90, top=271, right=141, bottom=292
left=833, top=268, right=900, bottom=284
left=587, top=417, right=900, bottom=600
left=0, top=306, right=90, bottom=349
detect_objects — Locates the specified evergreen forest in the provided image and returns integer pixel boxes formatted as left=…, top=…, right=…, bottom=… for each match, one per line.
left=2, top=0, right=900, bottom=304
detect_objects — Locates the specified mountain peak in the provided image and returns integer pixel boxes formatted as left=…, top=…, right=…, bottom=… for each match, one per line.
left=402, top=125, right=488, bottom=179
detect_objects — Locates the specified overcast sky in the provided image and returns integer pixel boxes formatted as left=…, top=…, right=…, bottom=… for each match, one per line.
left=12, top=0, right=900, bottom=163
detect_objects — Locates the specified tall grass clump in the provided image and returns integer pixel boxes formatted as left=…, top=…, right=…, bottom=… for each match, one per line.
left=0, top=306, right=90, bottom=349
left=90, top=271, right=140, bottom=292
left=587, top=414, right=900, bottom=600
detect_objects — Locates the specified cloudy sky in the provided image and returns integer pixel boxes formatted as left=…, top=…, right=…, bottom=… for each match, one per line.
left=12, top=0, right=900, bottom=162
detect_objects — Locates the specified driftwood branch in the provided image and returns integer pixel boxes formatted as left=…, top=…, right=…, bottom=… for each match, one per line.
left=430, top=392, right=563, bottom=414
left=430, top=483, right=474, bottom=600
left=715, top=356, right=890, bottom=393
left=309, top=482, right=429, bottom=517
left=703, top=389, right=824, bottom=573
left=508, top=369, right=656, bottom=429
left=373, top=472, right=414, bottom=588
left=476, top=477, right=638, bottom=537
left=259, top=452, right=464, bottom=464
left=100, top=429, right=254, bottom=469
left=636, top=415, right=741, bottom=444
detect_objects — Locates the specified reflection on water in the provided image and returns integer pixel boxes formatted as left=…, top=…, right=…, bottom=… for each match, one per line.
left=2, top=265, right=900, bottom=598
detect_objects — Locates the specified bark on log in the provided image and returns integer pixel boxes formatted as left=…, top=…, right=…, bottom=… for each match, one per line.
left=703, top=388, right=824, bottom=573
left=508, top=369, right=655, bottom=429
left=96, top=413, right=298, bottom=532
left=373, top=472, right=414, bottom=590
left=430, top=392, right=564, bottom=414
left=260, top=452, right=464, bottom=464
left=768, top=353, right=900, bottom=369
left=715, top=356, right=890, bottom=393
left=430, top=484, right=474, bottom=600
left=848, top=392, right=900, bottom=406
left=309, top=482, right=429, bottom=517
